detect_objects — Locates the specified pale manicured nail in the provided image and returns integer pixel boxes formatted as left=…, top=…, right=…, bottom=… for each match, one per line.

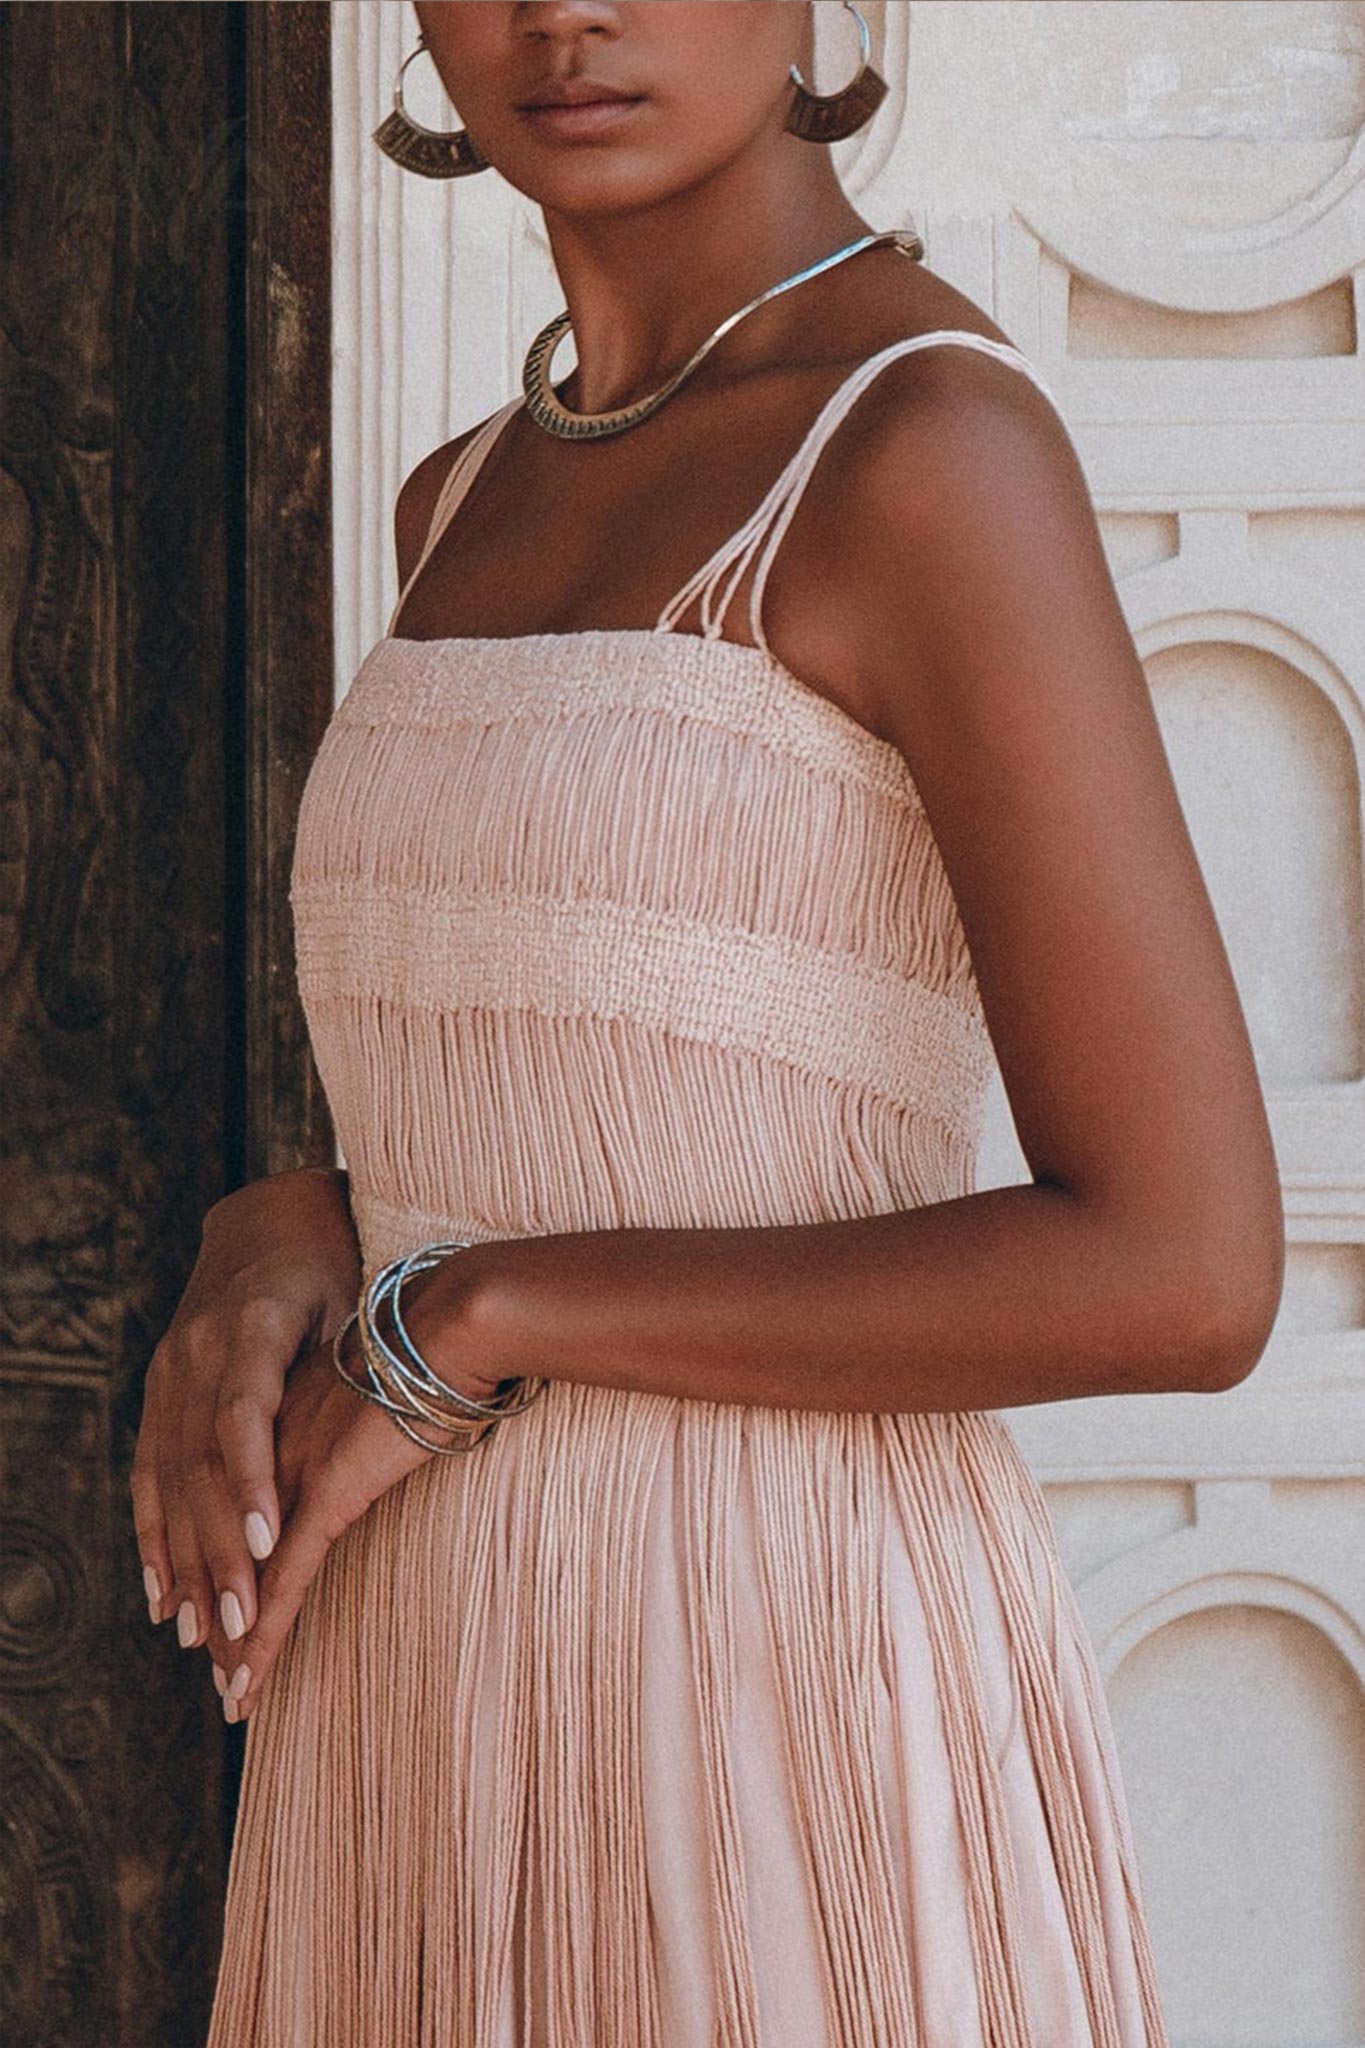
left=228, top=1662, right=251, bottom=1703
left=143, top=1564, right=162, bottom=1617
left=176, top=1601, right=198, bottom=1648
left=224, top=1694, right=239, bottom=1725
left=212, top=1663, right=227, bottom=1697
left=244, top=1512, right=275, bottom=1561
left=220, top=1589, right=246, bottom=1641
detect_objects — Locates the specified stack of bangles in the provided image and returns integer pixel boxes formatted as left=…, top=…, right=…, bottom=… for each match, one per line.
left=331, top=1239, right=547, bottom=1454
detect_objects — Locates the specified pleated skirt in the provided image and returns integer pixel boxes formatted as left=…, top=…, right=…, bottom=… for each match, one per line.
left=205, top=1382, right=1169, bottom=2047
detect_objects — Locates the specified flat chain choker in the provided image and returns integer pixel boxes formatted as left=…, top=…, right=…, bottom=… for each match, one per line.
left=522, top=226, right=924, bottom=441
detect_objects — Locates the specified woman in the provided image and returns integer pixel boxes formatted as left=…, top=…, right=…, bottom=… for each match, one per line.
left=134, top=5, right=1283, bottom=2042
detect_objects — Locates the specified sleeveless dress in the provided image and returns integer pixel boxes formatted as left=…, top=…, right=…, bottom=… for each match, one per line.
left=206, top=333, right=1171, bottom=2047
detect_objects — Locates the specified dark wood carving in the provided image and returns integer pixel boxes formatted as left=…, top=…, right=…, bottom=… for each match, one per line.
left=242, top=2, right=335, bottom=1183
left=0, top=4, right=333, bottom=2039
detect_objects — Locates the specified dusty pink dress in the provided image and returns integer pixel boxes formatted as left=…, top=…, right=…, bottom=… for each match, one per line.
left=206, top=333, right=1171, bottom=2046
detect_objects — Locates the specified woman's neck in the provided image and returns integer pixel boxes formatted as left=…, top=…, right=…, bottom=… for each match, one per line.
left=540, top=165, right=870, bottom=414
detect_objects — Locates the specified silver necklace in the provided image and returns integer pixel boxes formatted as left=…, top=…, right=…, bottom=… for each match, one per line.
left=522, top=226, right=923, bottom=441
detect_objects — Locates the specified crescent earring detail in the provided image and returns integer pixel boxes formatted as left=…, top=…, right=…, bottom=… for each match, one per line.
left=372, top=31, right=491, bottom=178
left=785, top=0, right=888, bottom=144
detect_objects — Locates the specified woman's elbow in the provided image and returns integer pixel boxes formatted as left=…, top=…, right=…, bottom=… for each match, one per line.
left=1155, top=1217, right=1285, bottom=1394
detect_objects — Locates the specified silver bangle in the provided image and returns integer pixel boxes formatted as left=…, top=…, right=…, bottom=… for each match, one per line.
left=336, top=1239, right=548, bottom=1451
left=364, top=1243, right=540, bottom=1422
left=332, top=1310, right=498, bottom=1456
left=361, top=1244, right=497, bottom=1422
left=386, top=1244, right=546, bottom=1420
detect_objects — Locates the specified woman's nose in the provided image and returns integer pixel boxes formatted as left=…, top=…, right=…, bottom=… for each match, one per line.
left=515, top=1, right=624, bottom=43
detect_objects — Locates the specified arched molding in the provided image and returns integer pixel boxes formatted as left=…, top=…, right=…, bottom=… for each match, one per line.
left=1122, top=562, right=1365, bottom=1123
left=1014, top=186, right=1365, bottom=315
left=1008, top=2, right=1365, bottom=306
left=1122, top=548, right=1365, bottom=754
left=1075, top=1499, right=1365, bottom=1689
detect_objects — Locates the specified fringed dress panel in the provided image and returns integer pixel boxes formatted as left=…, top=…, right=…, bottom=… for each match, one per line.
left=206, top=621, right=1168, bottom=2046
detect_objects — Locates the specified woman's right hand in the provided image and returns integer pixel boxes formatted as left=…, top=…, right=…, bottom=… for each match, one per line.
left=130, top=1167, right=362, bottom=1681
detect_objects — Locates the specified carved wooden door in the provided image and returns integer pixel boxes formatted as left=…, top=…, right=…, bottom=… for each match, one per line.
left=0, top=4, right=331, bottom=2040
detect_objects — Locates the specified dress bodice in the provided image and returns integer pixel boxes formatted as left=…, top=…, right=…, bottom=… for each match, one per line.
left=290, top=331, right=1059, bottom=1270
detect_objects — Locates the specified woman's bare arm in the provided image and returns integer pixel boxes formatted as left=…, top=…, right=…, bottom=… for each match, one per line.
left=220, top=360, right=1286, bottom=1721
left=401, top=354, right=1284, bottom=1412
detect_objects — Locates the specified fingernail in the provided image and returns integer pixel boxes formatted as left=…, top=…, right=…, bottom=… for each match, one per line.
left=224, top=1694, right=240, bottom=1725
left=176, top=1600, right=198, bottom=1648
left=244, top=1512, right=275, bottom=1561
left=228, top=1662, right=251, bottom=1703
left=220, top=1589, right=247, bottom=1641
left=212, top=1663, right=227, bottom=1697
left=143, top=1564, right=162, bottom=1617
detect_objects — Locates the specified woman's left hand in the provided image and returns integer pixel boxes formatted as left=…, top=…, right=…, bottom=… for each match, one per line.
left=214, top=1263, right=507, bottom=1722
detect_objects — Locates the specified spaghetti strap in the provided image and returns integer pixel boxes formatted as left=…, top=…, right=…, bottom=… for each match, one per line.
left=654, top=330, right=1061, bottom=658
left=386, top=396, right=524, bottom=637
left=388, top=331, right=1060, bottom=648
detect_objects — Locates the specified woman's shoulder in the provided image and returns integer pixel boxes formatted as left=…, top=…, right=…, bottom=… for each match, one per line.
left=762, top=251, right=1071, bottom=576
left=750, top=256, right=1085, bottom=740
left=826, top=258, right=1050, bottom=433
left=782, top=253, right=1019, bottom=379
left=754, top=253, right=1059, bottom=514
left=784, top=256, right=1073, bottom=548
left=393, top=416, right=504, bottom=593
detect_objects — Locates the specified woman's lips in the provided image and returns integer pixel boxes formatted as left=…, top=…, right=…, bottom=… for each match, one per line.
left=517, top=96, right=646, bottom=140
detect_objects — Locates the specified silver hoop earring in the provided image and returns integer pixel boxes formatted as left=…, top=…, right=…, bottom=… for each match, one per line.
left=372, top=31, right=491, bottom=178
left=785, top=0, right=888, bottom=145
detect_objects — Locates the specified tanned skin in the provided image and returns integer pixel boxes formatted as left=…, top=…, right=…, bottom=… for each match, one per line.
left=132, top=2, right=1283, bottom=1721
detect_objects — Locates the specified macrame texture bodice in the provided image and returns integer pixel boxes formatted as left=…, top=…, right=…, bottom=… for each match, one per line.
left=291, top=331, right=1060, bottom=1270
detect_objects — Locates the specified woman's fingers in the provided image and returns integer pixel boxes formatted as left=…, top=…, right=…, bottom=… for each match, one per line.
left=196, top=1473, right=260, bottom=1653
left=127, top=1173, right=361, bottom=1661
left=214, top=1299, right=298, bottom=1562
left=163, top=1442, right=263, bottom=1665
left=162, top=1470, right=215, bottom=1649
left=157, top=1383, right=259, bottom=1655
left=147, top=1365, right=217, bottom=1645
left=137, top=1301, right=304, bottom=1653
left=129, top=1369, right=174, bottom=1624
left=130, top=1520, right=172, bottom=1624
left=224, top=1346, right=434, bottom=1720
left=223, top=1491, right=343, bottom=1720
